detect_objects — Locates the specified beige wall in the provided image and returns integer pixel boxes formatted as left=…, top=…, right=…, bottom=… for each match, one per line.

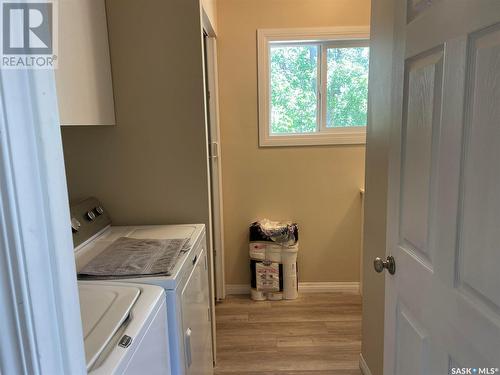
left=61, top=0, right=210, bottom=227
left=361, top=0, right=399, bottom=373
left=217, top=0, right=370, bottom=285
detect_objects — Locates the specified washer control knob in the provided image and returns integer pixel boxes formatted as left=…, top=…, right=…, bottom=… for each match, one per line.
left=86, top=210, right=96, bottom=221
left=95, top=206, right=104, bottom=215
left=71, top=218, right=81, bottom=233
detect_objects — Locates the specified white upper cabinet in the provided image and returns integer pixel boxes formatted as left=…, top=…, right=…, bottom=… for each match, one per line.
left=56, top=0, right=115, bottom=126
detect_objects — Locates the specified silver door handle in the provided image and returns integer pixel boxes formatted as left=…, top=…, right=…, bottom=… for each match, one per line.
left=374, top=256, right=396, bottom=275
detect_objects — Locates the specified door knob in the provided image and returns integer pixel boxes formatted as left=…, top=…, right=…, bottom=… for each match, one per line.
left=374, top=255, right=396, bottom=275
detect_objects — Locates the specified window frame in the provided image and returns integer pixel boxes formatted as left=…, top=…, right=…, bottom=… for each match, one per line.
left=257, top=27, right=370, bottom=147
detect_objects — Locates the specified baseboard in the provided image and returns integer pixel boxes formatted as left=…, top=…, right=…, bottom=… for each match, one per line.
left=225, top=282, right=360, bottom=295
left=359, top=353, right=373, bottom=375
left=225, top=284, right=251, bottom=295
left=299, top=282, right=360, bottom=293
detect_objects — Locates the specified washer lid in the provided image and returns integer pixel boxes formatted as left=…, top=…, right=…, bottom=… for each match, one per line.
left=79, top=282, right=140, bottom=369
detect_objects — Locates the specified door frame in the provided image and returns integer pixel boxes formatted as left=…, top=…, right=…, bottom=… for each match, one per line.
left=0, top=68, right=86, bottom=373
left=205, top=35, right=226, bottom=301
left=201, top=4, right=223, bottom=366
left=200, top=8, right=225, bottom=301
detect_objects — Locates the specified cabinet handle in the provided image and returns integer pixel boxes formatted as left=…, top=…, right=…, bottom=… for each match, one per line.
left=185, top=328, right=192, bottom=368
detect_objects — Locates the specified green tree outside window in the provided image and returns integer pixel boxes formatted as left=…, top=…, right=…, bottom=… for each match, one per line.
left=269, top=43, right=369, bottom=134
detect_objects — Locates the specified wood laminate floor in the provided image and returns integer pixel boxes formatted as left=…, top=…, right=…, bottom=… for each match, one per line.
left=214, top=292, right=362, bottom=375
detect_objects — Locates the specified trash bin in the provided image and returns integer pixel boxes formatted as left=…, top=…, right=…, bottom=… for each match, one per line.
left=249, top=219, right=299, bottom=301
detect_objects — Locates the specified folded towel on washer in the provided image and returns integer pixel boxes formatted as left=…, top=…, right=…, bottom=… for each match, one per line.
left=78, top=237, right=189, bottom=279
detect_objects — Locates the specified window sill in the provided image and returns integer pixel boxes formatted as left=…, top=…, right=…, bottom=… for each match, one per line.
left=259, top=130, right=366, bottom=147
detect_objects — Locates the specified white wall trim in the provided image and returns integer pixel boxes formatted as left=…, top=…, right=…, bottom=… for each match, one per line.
left=299, top=282, right=360, bottom=293
left=359, top=353, right=373, bottom=375
left=257, top=26, right=370, bottom=41
left=225, top=284, right=251, bottom=295
left=225, top=282, right=360, bottom=295
left=0, top=69, right=86, bottom=373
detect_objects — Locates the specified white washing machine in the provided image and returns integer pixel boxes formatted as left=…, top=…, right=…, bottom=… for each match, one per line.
left=71, top=198, right=214, bottom=375
left=79, top=281, right=170, bottom=374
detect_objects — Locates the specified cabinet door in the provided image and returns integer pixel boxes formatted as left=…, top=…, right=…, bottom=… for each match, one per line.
left=181, top=247, right=213, bottom=375
left=56, top=0, right=115, bottom=126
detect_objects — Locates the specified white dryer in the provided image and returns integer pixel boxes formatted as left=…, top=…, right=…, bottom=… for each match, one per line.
left=71, top=198, right=214, bottom=375
left=79, top=281, right=170, bottom=374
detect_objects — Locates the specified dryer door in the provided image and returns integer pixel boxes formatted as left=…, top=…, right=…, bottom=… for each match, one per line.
left=181, top=246, right=213, bottom=375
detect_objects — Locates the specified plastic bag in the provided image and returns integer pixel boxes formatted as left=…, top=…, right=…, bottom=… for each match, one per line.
left=252, top=219, right=298, bottom=246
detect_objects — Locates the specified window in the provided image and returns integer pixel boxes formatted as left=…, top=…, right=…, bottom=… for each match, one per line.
left=258, top=27, right=370, bottom=146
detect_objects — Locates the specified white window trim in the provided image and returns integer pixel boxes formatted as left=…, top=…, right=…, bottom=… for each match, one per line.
left=257, top=26, right=370, bottom=147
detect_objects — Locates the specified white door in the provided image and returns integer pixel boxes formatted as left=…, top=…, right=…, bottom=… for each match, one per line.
left=384, top=1, right=500, bottom=374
